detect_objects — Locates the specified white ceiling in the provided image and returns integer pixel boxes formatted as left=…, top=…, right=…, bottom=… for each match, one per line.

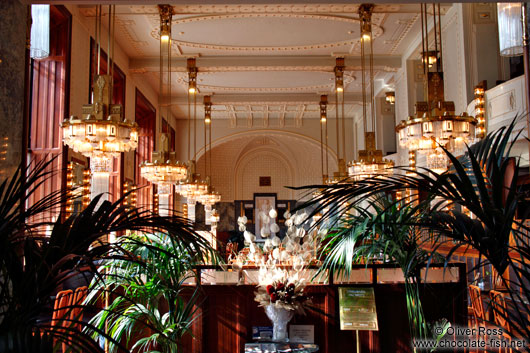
left=78, top=3, right=450, bottom=120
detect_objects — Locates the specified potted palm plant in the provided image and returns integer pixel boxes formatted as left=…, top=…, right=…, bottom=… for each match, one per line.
left=87, top=232, right=211, bottom=352
left=0, top=158, right=217, bottom=352
left=317, top=196, right=441, bottom=345
left=294, top=118, right=530, bottom=351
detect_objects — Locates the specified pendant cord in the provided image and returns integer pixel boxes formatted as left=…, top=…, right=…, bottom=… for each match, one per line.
left=193, top=91, right=197, bottom=161
left=341, top=84, right=345, bottom=161
left=320, top=118, right=324, bottom=180
left=97, top=5, right=101, bottom=76
left=335, top=82, right=340, bottom=162
left=324, top=110, right=329, bottom=177
left=187, top=89, right=191, bottom=162
left=370, top=22, right=375, bottom=134
left=209, top=114, right=212, bottom=183
left=361, top=30, right=367, bottom=139
left=204, top=108, right=207, bottom=178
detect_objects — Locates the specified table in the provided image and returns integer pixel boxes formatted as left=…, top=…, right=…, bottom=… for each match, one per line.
left=244, top=343, right=319, bottom=353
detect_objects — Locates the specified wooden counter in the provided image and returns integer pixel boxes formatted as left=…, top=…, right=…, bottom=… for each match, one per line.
left=181, top=263, right=467, bottom=353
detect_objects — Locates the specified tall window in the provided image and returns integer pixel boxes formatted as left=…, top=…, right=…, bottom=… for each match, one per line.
left=135, top=89, right=155, bottom=209
left=28, top=6, right=71, bottom=222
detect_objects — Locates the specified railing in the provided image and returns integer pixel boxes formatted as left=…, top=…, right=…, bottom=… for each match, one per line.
left=185, top=263, right=465, bottom=286
left=467, top=75, right=528, bottom=143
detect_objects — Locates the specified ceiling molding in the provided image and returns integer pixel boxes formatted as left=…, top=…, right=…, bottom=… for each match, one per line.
left=129, top=55, right=402, bottom=73
left=169, top=92, right=365, bottom=105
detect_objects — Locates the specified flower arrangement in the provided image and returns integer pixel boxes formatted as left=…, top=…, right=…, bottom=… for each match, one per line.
left=254, top=270, right=310, bottom=314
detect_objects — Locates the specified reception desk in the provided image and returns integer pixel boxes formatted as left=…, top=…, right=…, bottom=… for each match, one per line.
left=180, top=263, right=467, bottom=353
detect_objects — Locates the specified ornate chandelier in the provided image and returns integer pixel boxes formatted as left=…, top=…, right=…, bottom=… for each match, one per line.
left=348, top=4, right=393, bottom=179
left=198, top=96, right=222, bottom=206
left=140, top=5, right=187, bottom=191
left=176, top=58, right=208, bottom=199
left=62, top=6, right=137, bottom=161
left=396, top=4, right=477, bottom=172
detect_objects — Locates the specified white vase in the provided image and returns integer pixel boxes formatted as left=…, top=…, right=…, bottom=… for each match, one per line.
left=265, top=305, right=294, bottom=342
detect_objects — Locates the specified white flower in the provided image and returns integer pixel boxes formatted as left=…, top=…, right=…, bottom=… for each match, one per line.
left=239, top=224, right=246, bottom=232
left=271, top=235, right=281, bottom=247
left=244, top=230, right=255, bottom=243
left=269, top=209, right=278, bottom=219
left=238, top=216, right=247, bottom=224
left=261, top=227, right=271, bottom=238
left=283, top=210, right=291, bottom=219
left=270, top=223, right=280, bottom=234
left=294, top=212, right=307, bottom=226
left=272, top=248, right=280, bottom=259
left=296, top=227, right=306, bottom=238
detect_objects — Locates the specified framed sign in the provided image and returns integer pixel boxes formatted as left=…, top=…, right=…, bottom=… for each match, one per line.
left=254, top=193, right=276, bottom=241
left=338, top=287, right=378, bottom=331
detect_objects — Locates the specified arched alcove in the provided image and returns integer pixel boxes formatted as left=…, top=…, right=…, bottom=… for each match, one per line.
left=195, top=130, right=338, bottom=201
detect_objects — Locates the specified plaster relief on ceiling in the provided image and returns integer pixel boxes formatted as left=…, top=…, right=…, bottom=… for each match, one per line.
left=128, top=4, right=401, bottom=15
left=172, top=70, right=361, bottom=93
left=390, top=14, right=420, bottom=54
left=148, top=14, right=383, bottom=53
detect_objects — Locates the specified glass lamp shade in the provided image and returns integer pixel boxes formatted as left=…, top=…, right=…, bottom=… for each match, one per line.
left=396, top=116, right=476, bottom=154
left=497, top=3, right=524, bottom=57
left=347, top=160, right=393, bottom=180
left=30, top=5, right=50, bottom=59
left=62, top=118, right=138, bottom=159
left=140, top=161, right=187, bottom=185
left=176, top=180, right=209, bottom=198
left=198, top=189, right=222, bottom=205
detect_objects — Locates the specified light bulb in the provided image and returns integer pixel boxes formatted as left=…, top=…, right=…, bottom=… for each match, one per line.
left=321, top=116, right=327, bottom=123
left=188, top=87, right=196, bottom=94
left=160, top=34, right=170, bottom=42
left=336, top=86, right=344, bottom=93
left=205, top=117, right=211, bottom=124
left=362, top=33, right=371, bottom=41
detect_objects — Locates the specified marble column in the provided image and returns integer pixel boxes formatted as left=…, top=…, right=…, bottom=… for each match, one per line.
left=0, top=0, right=28, bottom=178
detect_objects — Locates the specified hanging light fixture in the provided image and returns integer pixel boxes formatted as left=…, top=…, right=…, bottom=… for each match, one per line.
left=497, top=3, right=524, bottom=57
left=140, top=5, right=187, bottom=193
left=176, top=58, right=208, bottom=199
left=319, top=95, right=329, bottom=183
left=395, top=3, right=477, bottom=173
left=198, top=95, right=222, bottom=207
left=385, top=91, right=395, bottom=105
left=62, top=5, right=138, bottom=167
left=327, top=57, right=347, bottom=183
left=30, top=5, right=50, bottom=59
left=348, top=4, right=393, bottom=179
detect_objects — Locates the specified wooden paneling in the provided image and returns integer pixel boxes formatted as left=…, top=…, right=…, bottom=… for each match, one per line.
left=28, top=6, right=71, bottom=222
left=134, top=89, right=155, bottom=210
left=185, top=277, right=466, bottom=353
